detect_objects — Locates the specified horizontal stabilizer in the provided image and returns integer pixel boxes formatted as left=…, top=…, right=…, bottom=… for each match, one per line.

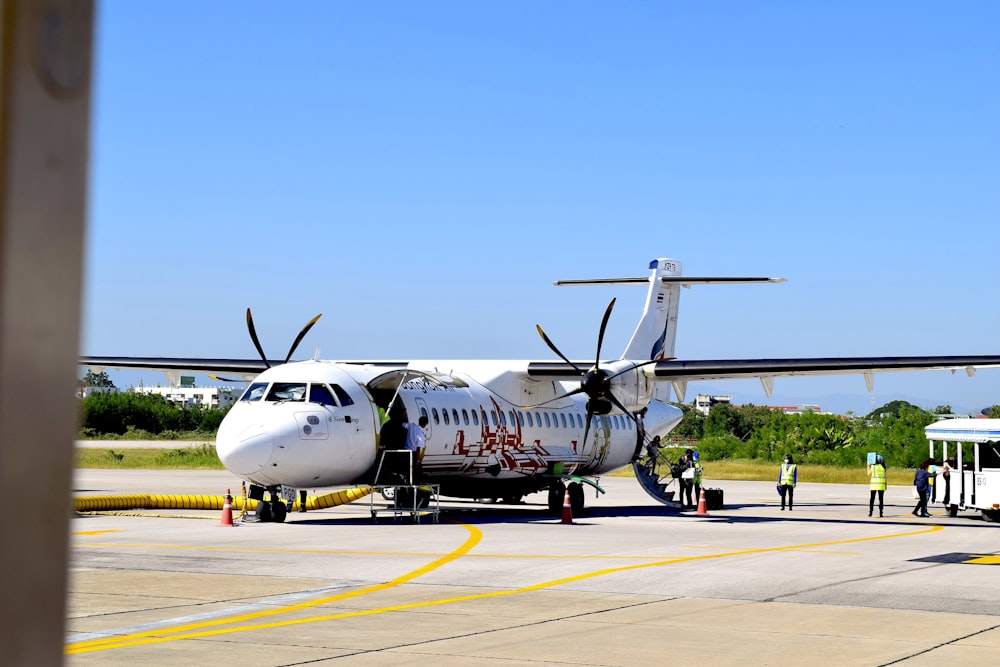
left=555, top=276, right=785, bottom=286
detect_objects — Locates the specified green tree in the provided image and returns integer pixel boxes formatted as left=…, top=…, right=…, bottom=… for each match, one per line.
left=670, top=404, right=704, bottom=440
left=81, top=370, right=115, bottom=389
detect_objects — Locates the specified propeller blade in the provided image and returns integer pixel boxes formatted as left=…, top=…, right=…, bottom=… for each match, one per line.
left=581, top=408, right=594, bottom=452
left=246, top=308, right=270, bottom=369
left=606, top=358, right=663, bottom=383
left=284, top=313, right=322, bottom=363
left=594, top=298, right=616, bottom=368
left=606, top=391, right=635, bottom=422
left=535, top=324, right=584, bottom=373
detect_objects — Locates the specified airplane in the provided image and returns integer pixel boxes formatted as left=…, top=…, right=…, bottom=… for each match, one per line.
left=81, top=257, right=1000, bottom=522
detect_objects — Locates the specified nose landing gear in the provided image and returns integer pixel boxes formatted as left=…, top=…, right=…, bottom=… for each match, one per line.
left=248, top=484, right=289, bottom=523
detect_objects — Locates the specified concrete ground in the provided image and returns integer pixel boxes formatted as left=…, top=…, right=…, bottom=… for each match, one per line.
left=67, top=471, right=1000, bottom=666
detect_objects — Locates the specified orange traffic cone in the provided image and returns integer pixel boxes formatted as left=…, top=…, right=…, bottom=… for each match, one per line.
left=696, top=487, right=708, bottom=516
left=561, top=489, right=574, bottom=524
left=218, top=488, right=235, bottom=527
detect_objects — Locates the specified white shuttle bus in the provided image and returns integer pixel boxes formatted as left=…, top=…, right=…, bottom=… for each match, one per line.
left=925, top=418, right=1000, bottom=521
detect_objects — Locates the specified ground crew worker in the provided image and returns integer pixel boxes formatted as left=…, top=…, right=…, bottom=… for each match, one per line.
left=678, top=449, right=697, bottom=508
left=692, top=451, right=703, bottom=506
left=868, top=455, right=886, bottom=517
left=778, top=454, right=797, bottom=510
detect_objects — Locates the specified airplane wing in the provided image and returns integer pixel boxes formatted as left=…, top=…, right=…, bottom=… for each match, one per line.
left=79, top=356, right=411, bottom=384
left=527, top=355, right=1000, bottom=401
left=81, top=356, right=271, bottom=376
left=646, top=355, right=1000, bottom=381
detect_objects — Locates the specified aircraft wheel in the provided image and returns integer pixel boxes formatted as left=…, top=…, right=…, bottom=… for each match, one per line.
left=502, top=496, right=522, bottom=505
left=547, top=481, right=566, bottom=514
left=568, top=482, right=585, bottom=515
left=948, top=504, right=959, bottom=518
left=257, top=500, right=272, bottom=522
left=271, top=500, right=287, bottom=523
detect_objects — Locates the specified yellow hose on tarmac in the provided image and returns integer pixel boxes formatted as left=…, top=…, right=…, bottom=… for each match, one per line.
left=73, top=487, right=373, bottom=514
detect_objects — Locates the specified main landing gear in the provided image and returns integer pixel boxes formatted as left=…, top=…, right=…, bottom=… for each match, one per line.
left=547, top=480, right=585, bottom=515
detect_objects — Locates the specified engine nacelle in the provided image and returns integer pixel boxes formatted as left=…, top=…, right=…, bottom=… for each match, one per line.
left=604, top=359, right=654, bottom=413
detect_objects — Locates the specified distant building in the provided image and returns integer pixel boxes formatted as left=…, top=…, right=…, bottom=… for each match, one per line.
left=694, top=394, right=732, bottom=415
left=132, top=385, right=241, bottom=410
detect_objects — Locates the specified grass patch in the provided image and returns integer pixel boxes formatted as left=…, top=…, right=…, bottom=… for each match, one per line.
left=611, top=459, right=915, bottom=486
left=75, top=444, right=225, bottom=470
left=77, top=428, right=218, bottom=441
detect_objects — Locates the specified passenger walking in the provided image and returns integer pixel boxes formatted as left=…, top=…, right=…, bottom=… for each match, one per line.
left=778, top=454, right=797, bottom=510
left=868, top=455, right=886, bottom=517
left=912, top=460, right=931, bottom=517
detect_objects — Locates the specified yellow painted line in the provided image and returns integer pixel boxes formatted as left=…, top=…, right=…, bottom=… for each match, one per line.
left=964, top=555, right=1000, bottom=565
left=76, top=542, right=683, bottom=561
left=66, top=521, right=482, bottom=655
left=67, top=523, right=942, bottom=654
left=72, top=530, right=122, bottom=536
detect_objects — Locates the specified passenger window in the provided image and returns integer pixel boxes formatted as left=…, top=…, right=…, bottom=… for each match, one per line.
left=472, top=410, right=479, bottom=426
left=462, top=409, right=469, bottom=425
left=510, top=411, right=517, bottom=427
left=576, top=414, right=584, bottom=429
left=525, top=412, right=534, bottom=427
left=330, top=384, right=354, bottom=406
left=491, top=410, right=498, bottom=426
left=443, top=409, right=450, bottom=425
left=499, top=411, right=507, bottom=427
left=560, top=413, right=567, bottom=428
left=544, top=413, right=551, bottom=428
left=309, top=384, right=337, bottom=406
left=453, top=409, right=460, bottom=425
left=420, top=406, right=428, bottom=420
left=432, top=408, right=440, bottom=425
left=481, top=409, right=488, bottom=425
left=241, top=382, right=268, bottom=402
left=517, top=411, right=525, bottom=427
left=266, top=382, right=306, bottom=402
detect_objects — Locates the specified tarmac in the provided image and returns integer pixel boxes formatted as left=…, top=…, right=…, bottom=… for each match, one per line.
left=67, top=470, right=1000, bottom=666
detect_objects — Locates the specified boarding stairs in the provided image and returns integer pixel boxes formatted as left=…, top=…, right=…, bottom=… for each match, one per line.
left=370, top=449, right=440, bottom=523
left=632, top=453, right=682, bottom=507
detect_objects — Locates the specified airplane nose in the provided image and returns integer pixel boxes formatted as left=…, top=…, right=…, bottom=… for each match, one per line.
left=218, top=429, right=275, bottom=476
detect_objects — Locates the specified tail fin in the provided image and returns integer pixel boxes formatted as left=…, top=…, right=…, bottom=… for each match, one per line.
left=556, top=258, right=786, bottom=362
left=622, top=259, right=684, bottom=361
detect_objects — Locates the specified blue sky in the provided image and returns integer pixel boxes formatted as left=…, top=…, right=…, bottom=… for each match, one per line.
left=83, top=1, right=999, bottom=415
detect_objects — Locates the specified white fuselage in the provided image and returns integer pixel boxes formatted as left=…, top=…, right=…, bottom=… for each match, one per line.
left=215, top=359, right=682, bottom=497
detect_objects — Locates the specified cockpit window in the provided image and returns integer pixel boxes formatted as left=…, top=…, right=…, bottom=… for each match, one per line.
left=309, top=384, right=337, bottom=406
left=266, top=382, right=306, bottom=402
left=241, top=382, right=268, bottom=402
left=330, top=384, right=355, bottom=406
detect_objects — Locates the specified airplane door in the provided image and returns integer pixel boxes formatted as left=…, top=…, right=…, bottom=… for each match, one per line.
left=414, top=397, right=432, bottom=440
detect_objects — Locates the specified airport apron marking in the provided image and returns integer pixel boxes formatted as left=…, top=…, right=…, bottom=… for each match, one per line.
left=911, top=552, right=1000, bottom=565
left=67, top=522, right=942, bottom=655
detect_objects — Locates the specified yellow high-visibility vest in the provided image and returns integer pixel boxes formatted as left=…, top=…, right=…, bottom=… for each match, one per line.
left=869, top=464, right=886, bottom=491
left=780, top=464, right=796, bottom=485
